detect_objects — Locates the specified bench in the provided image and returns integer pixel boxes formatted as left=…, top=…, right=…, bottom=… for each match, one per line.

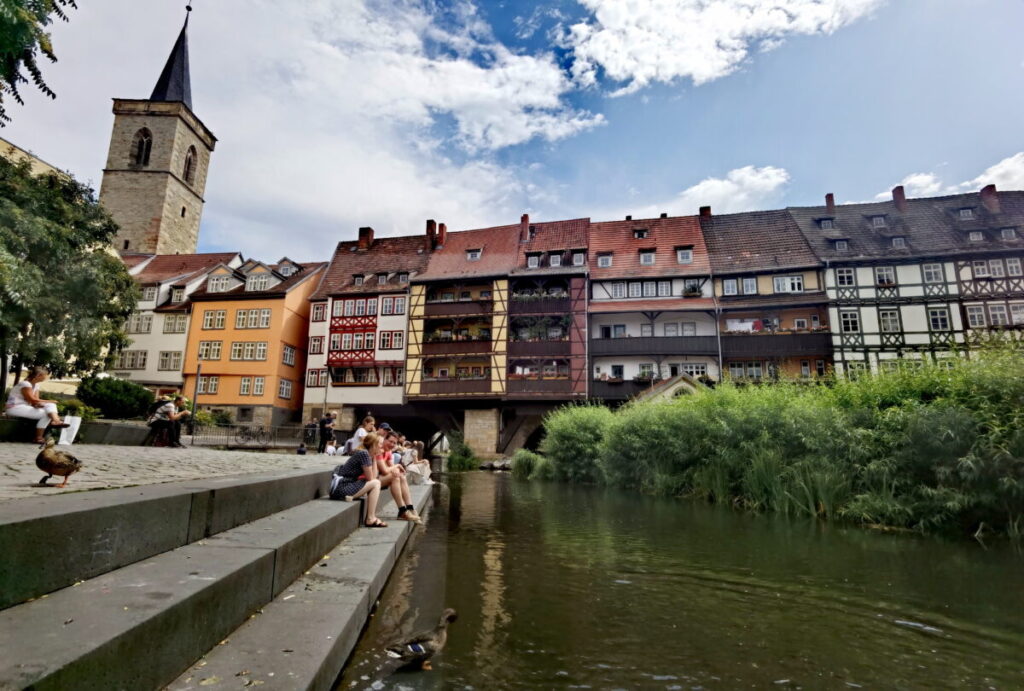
left=0, top=414, right=61, bottom=443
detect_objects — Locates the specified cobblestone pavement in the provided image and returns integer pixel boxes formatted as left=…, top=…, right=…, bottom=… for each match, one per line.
left=0, top=442, right=339, bottom=502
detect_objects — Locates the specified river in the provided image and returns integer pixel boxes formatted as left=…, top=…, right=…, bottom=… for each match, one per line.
left=338, top=473, right=1023, bottom=689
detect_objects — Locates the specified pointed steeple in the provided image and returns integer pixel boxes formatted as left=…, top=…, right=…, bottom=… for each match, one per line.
left=149, top=9, right=192, bottom=109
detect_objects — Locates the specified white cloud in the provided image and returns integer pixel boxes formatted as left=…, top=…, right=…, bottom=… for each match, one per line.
left=876, top=152, right=1024, bottom=200
left=605, top=165, right=790, bottom=219
left=565, top=0, right=884, bottom=94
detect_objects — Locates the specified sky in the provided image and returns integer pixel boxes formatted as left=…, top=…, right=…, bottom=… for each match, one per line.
left=4, top=0, right=1024, bottom=261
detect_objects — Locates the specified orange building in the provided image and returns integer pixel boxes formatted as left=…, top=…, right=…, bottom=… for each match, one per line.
left=182, top=258, right=327, bottom=426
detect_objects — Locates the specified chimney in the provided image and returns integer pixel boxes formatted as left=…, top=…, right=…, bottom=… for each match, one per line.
left=892, top=186, right=907, bottom=212
left=437, top=222, right=447, bottom=247
left=625, top=215, right=632, bottom=221
left=699, top=206, right=711, bottom=218
left=660, top=212, right=668, bottom=219
left=980, top=184, right=1000, bottom=213
left=425, top=219, right=436, bottom=252
left=825, top=193, right=835, bottom=215
left=520, top=213, right=530, bottom=243
left=357, top=226, right=374, bottom=250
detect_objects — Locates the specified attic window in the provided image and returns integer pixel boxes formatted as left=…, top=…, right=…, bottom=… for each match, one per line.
left=141, top=286, right=157, bottom=301
left=171, top=288, right=185, bottom=303
left=639, top=250, right=656, bottom=266
left=833, top=240, right=848, bottom=251
left=633, top=228, right=649, bottom=239
left=377, top=273, right=387, bottom=285
left=208, top=276, right=230, bottom=292
left=353, top=275, right=364, bottom=286
left=279, top=265, right=295, bottom=277
left=398, top=272, right=409, bottom=283
left=820, top=218, right=835, bottom=230
left=969, top=231, right=984, bottom=242
left=466, top=249, right=482, bottom=261
left=573, top=252, right=585, bottom=266
left=1001, top=228, right=1018, bottom=241
left=871, top=216, right=886, bottom=228
left=245, top=274, right=270, bottom=291
left=527, top=254, right=540, bottom=269
left=549, top=254, right=562, bottom=267
left=675, top=247, right=693, bottom=264
left=959, top=208, right=974, bottom=220
left=891, top=237, right=906, bottom=249
left=597, top=253, right=613, bottom=268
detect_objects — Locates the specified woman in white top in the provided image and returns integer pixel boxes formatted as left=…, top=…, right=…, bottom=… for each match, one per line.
left=345, top=416, right=375, bottom=454
left=5, top=366, right=68, bottom=443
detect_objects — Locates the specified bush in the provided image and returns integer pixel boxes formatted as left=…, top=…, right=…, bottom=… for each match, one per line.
left=446, top=430, right=478, bottom=472
left=540, top=404, right=614, bottom=483
left=77, top=376, right=154, bottom=420
left=192, top=409, right=216, bottom=427
left=529, top=454, right=556, bottom=481
left=511, top=449, right=543, bottom=480
left=211, top=409, right=234, bottom=425
left=56, top=398, right=99, bottom=422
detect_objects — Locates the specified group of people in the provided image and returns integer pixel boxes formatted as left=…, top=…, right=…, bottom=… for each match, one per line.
left=328, top=415, right=435, bottom=528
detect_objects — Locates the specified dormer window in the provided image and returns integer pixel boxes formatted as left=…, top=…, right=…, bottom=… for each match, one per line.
left=891, top=237, right=906, bottom=249
left=279, top=265, right=295, bottom=277
left=834, top=240, right=848, bottom=251
left=208, top=276, right=231, bottom=292
left=633, top=228, right=649, bottom=239
left=353, top=275, right=364, bottom=286
left=466, top=248, right=482, bottom=261
left=639, top=251, right=656, bottom=266
left=528, top=225, right=537, bottom=240
left=377, top=273, right=387, bottom=285
left=820, top=218, right=835, bottom=230
left=527, top=254, right=540, bottom=269
left=1001, top=228, right=1018, bottom=241
left=871, top=216, right=886, bottom=228
left=171, top=288, right=185, bottom=303
left=549, top=254, right=562, bottom=267
left=141, top=286, right=157, bottom=301
left=246, top=274, right=270, bottom=292
left=676, top=247, right=693, bottom=264
left=969, top=231, right=984, bottom=242
left=398, top=272, right=409, bottom=283
left=959, top=208, right=974, bottom=220
left=597, top=253, right=613, bottom=268
left=572, top=252, right=585, bottom=266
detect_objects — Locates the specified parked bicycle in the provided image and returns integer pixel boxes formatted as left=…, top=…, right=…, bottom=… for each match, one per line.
left=234, top=425, right=269, bottom=446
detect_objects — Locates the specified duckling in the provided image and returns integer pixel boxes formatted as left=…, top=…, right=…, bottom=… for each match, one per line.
left=35, top=439, right=83, bottom=488
left=384, top=608, right=458, bottom=670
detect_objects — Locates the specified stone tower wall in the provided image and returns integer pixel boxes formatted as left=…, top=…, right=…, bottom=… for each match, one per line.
left=100, top=100, right=215, bottom=254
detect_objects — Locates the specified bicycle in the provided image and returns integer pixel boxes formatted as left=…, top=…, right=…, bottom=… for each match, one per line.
left=234, top=425, right=269, bottom=446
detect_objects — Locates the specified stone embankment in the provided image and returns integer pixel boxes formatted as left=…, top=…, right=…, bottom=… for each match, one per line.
left=0, top=446, right=430, bottom=690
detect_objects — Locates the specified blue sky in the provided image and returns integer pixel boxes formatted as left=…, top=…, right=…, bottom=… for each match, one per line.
left=4, top=0, right=1023, bottom=260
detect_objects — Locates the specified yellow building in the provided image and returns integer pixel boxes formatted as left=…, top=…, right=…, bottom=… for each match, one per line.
left=182, top=258, right=326, bottom=426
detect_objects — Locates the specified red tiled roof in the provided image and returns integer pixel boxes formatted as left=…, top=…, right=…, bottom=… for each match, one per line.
left=700, top=209, right=820, bottom=274
left=132, top=252, right=241, bottom=285
left=417, top=224, right=520, bottom=281
left=589, top=215, right=709, bottom=279
left=312, top=235, right=431, bottom=300
left=589, top=298, right=716, bottom=313
left=189, top=262, right=327, bottom=301
left=121, top=253, right=153, bottom=268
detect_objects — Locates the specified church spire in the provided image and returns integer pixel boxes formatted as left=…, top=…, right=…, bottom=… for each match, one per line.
left=149, top=7, right=192, bottom=109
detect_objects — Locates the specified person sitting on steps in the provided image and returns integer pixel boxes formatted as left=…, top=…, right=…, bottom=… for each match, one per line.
left=4, top=366, right=70, bottom=444
left=379, top=430, right=420, bottom=522
left=329, top=431, right=386, bottom=528
left=143, top=395, right=190, bottom=447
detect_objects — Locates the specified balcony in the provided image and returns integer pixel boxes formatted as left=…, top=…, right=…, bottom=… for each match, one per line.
left=720, top=332, right=832, bottom=357
left=509, top=297, right=571, bottom=315
left=422, top=339, right=493, bottom=355
left=417, top=378, right=492, bottom=395
left=508, top=340, right=572, bottom=357
left=590, top=336, right=718, bottom=356
left=589, top=379, right=651, bottom=400
left=423, top=300, right=493, bottom=317
left=507, top=378, right=574, bottom=395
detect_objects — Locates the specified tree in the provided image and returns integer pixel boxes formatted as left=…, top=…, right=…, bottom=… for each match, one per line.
left=0, top=154, right=136, bottom=394
left=0, top=0, right=76, bottom=124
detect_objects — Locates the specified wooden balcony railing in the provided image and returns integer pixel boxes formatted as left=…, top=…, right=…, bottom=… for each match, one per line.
left=508, top=340, right=572, bottom=357
left=507, top=378, right=574, bottom=394
left=590, top=336, right=718, bottom=356
left=509, top=297, right=571, bottom=315
left=421, top=339, right=493, bottom=355
left=423, top=300, right=493, bottom=317
left=416, top=378, right=493, bottom=395
left=720, top=332, right=832, bottom=357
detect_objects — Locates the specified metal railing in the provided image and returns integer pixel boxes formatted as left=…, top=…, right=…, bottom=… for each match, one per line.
left=189, top=423, right=320, bottom=449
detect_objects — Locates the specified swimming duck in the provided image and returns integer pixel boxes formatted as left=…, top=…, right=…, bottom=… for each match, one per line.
left=35, top=439, right=83, bottom=487
left=384, top=608, right=458, bottom=670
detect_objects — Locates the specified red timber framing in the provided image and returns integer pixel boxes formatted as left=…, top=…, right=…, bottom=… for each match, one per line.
left=569, top=276, right=588, bottom=396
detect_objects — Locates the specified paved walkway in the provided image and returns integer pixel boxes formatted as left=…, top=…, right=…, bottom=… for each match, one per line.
left=0, top=442, right=340, bottom=501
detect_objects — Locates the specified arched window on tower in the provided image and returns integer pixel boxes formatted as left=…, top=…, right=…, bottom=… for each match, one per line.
left=132, top=128, right=153, bottom=167
left=183, top=146, right=197, bottom=185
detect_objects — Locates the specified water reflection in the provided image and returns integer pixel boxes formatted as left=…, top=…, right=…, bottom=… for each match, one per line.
left=340, top=474, right=1024, bottom=689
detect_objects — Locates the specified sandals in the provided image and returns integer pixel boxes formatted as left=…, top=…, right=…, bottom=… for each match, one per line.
left=364, top=519, right=388, bottom=528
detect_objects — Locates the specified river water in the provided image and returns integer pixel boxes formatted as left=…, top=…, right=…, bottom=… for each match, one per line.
left=338, top=473, right=1023, bottom=690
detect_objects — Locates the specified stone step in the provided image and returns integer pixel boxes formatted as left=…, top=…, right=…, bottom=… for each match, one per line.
left=168, top=484, right=433, bottom=691
left=0, top=467, right=332, bottom=610
left=0, top=497, right=362, bottom=691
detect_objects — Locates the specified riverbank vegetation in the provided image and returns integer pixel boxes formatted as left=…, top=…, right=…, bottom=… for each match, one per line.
left=519, top=349, right=1024, bottom=539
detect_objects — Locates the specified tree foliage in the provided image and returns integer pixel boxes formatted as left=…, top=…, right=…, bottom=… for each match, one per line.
left=77, top=375, right=153, bottom=420
left=0, top=0, right=76, bottom=124
left=0, top=154, right=136, bottom=389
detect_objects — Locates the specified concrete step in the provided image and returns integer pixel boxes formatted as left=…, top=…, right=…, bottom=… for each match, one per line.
left=168, top=484, right=433, bottom=691
left=0, top=497, right=361, bottom=691
left=0, top=467, right=331, bottom=610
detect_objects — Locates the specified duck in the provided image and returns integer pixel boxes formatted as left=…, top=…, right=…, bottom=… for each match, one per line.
left=384, top=608, right=458, bottom=670
left=35, top=439, right=83, bottom=487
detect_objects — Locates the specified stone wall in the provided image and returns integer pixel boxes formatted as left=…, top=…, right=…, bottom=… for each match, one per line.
left=464, top=408, right=500, bottom=459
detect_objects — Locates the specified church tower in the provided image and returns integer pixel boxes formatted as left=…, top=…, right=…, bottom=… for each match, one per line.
left=100, top=9, right=216, bottom=255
